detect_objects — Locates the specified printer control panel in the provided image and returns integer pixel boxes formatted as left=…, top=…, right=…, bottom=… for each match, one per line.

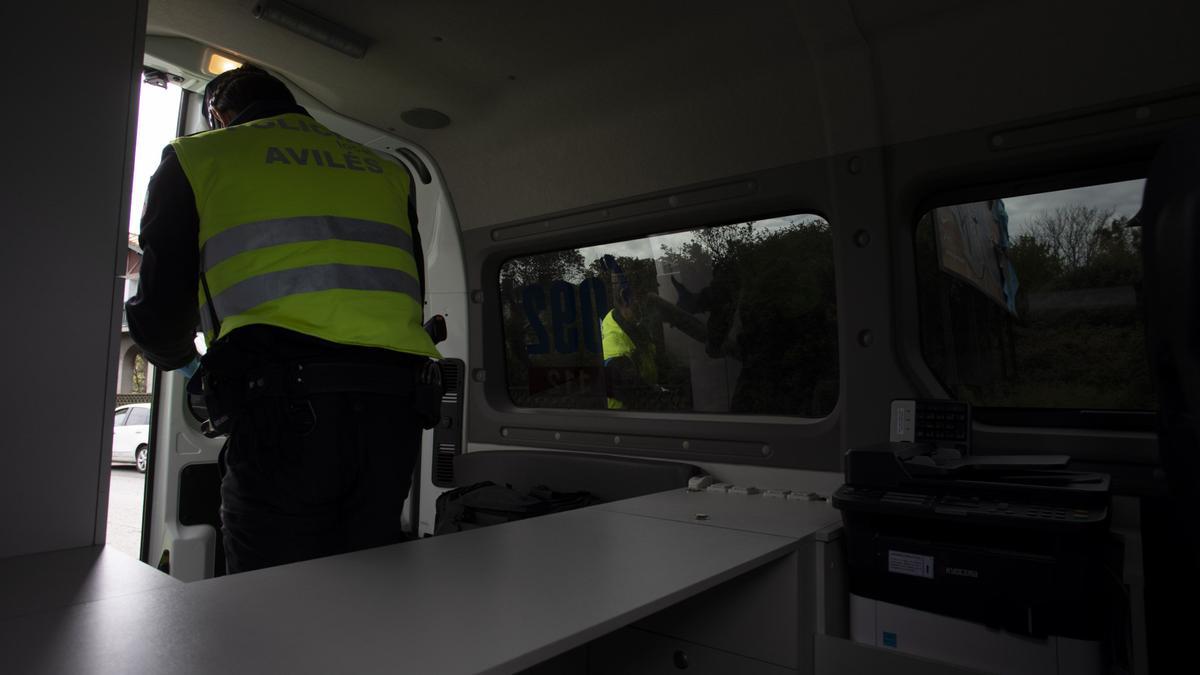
left=890, top=399, right=971, bottom=449
left=835, top=486, right=1108, bottom=528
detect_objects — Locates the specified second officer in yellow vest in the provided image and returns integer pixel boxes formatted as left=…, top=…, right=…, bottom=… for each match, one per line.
left=126, top=65, right=440, bottom=573
left=599, top=254, right=663, bottom=409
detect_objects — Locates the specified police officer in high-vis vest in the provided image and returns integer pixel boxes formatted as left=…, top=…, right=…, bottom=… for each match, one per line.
left=601, top=307, right=659, bottom=409
left=126, top=65, right=441, bottom=573
left=599, top=255, right=661, bottom=409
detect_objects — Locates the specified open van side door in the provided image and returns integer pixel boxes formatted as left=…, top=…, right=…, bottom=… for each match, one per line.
left=143, top=369, right=224, bottom=580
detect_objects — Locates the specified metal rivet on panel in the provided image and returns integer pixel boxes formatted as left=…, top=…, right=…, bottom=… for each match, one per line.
left=472, top=368, right=486, bottom=383
left=858, top=329, right=874, bottom=347
left=854, top=229, right=871, bottom=248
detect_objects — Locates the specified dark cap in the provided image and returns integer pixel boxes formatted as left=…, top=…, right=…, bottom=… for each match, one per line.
left=202, top=64, right=295, bottom=129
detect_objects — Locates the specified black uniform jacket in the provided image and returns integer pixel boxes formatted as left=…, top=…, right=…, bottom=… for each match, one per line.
left=125, top=101, right=423, bottom=370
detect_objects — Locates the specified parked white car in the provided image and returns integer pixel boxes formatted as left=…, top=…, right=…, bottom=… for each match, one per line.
left=112, top=403, right=151, bottom=473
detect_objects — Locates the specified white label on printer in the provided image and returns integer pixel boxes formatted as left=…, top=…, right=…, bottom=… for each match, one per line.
left=888, top=551, right=934, bottom=579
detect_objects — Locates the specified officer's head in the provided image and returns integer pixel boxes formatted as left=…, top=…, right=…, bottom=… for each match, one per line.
left=602, top=255, right=656, bottom=321
left=203, top=65, right=297, bottom=129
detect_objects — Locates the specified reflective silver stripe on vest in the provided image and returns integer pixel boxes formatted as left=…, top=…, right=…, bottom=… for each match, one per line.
left=202, top=216, right=413, bottom=272
left=201, top=263, right=422, bottom=323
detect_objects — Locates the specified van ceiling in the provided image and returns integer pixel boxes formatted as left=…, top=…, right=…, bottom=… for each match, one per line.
left=149, top=0, right=1200, bottom=230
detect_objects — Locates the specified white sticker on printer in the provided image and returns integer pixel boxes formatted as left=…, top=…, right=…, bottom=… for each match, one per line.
left=888, top=551, right=934, bottom=579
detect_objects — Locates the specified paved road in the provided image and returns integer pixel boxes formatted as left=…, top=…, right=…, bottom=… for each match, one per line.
left=106, top=466, right=146, bottom=561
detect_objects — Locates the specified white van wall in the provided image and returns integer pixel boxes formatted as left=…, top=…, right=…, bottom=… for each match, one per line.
left=0, top=1, right=147, bottom=558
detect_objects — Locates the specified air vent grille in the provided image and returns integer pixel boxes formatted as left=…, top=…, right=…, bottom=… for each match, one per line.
left=440, top=361, right=461, bottom=393
left=434, top=444, right=457, bottom=485
left=431, top=358, right=466, bottom=487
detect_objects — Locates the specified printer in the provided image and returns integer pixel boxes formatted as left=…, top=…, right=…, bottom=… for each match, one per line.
left=832, top=441, right=1113, bottom=675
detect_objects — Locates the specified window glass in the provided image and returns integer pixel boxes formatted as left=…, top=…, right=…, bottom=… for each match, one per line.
left=915, top=179, right=1154, bottom=410
left=127, top=406, right=151, bottom=426
left=500, top=214, right=838, bottom=416
left=114, top=408, right=130, bottom=427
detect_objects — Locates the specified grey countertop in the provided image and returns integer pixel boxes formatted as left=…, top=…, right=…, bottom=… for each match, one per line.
left=0, top=545, right=179, bottom=622
left=598, top=487, right=842, bottom=539
left=0, top=490, right=842, bottom=674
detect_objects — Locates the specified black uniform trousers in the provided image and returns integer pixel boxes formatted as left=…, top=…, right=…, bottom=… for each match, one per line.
left=210, top=328, right=423, bottom=574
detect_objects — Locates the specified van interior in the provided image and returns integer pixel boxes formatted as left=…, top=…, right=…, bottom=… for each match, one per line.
left=4, top=1, right=1200, bottom=673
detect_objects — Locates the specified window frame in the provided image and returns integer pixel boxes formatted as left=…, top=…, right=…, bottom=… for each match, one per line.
left=465, top=159, right=848, bottom=472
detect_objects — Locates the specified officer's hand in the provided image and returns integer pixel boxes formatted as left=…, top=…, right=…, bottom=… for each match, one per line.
left=671, top=276, right=701, bottom=314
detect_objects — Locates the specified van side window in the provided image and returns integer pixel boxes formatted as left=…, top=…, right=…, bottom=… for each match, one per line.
left=500, top=214, right=838, bottom=416
left=914, top=179, right=1154, bottom=412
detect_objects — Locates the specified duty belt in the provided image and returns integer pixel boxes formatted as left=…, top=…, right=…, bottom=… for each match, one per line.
left=242, top=360, right=432, bottom=401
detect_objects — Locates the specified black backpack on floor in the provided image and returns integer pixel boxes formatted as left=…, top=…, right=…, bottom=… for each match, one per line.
left=434, top=481, right=600, bottom=535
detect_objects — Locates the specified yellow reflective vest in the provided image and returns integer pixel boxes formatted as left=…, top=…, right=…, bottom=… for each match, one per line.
left=601, top=309, right=657, bottom=409
left=171, top=112, right=440, bottom=358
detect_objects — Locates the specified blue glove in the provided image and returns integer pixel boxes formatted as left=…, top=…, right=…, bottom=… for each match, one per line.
left=178, top=357, right=201, bottom=380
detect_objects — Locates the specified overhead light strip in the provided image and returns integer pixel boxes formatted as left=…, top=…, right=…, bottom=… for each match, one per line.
left=252, top=0, right=369, bottom=59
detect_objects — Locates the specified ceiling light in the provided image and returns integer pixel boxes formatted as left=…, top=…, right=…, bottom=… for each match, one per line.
left=204, top=52, right=243, bottom=76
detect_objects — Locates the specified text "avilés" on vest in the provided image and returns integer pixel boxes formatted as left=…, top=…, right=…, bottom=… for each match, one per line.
left=265, top=146, right=384, bottom=173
